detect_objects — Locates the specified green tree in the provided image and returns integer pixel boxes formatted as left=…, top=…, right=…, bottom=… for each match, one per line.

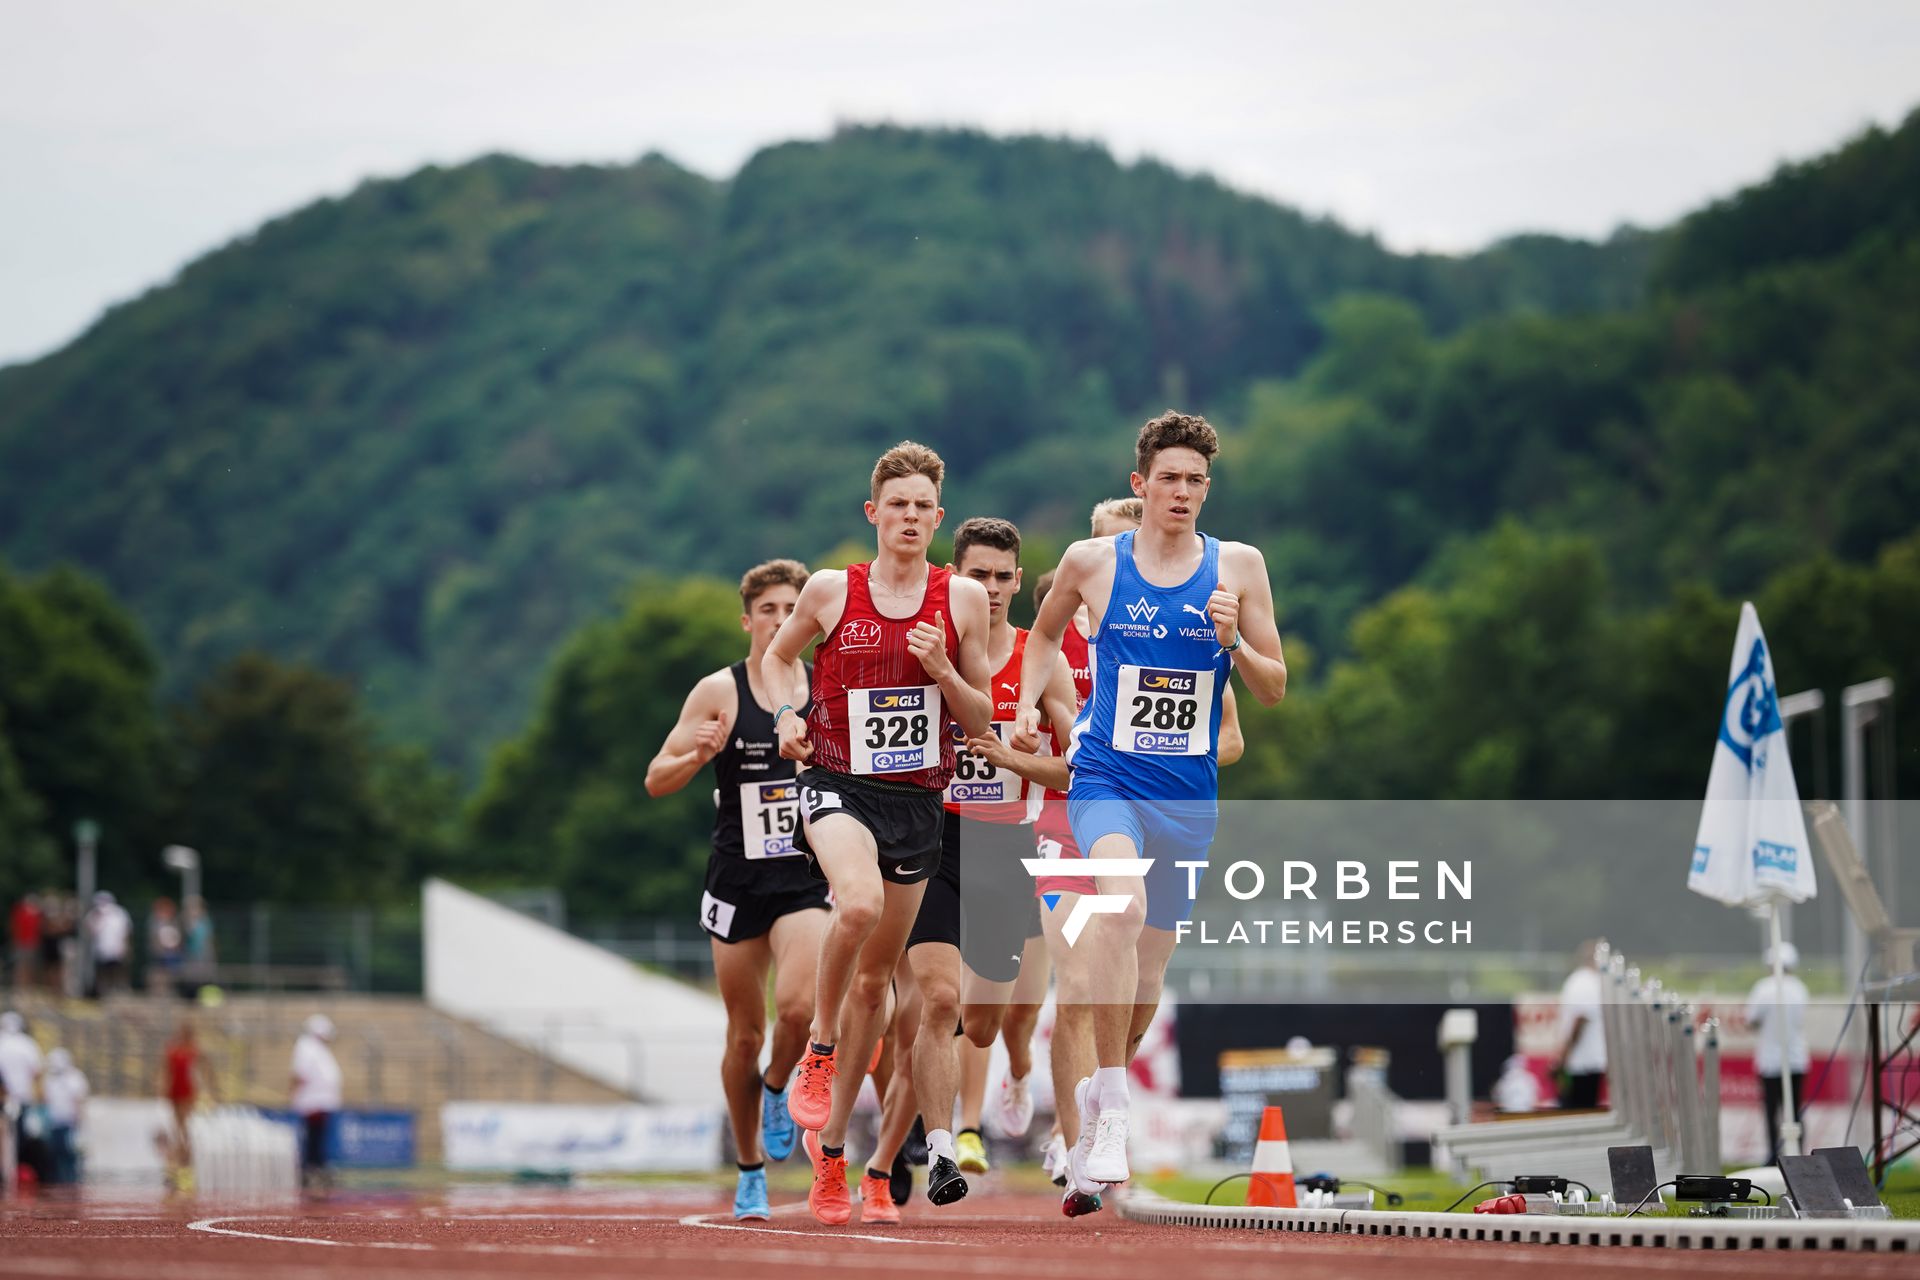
left=163, top=653, right=429, bottom=903
left=0, top=562, right=166, bottom=891
left=0, top=711, right=59, bottom=905
left=467, top=576, right=748, bottom=919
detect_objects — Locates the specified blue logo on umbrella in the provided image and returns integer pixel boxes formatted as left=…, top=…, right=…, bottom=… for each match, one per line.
left=1718, top=638, right=1782, bottom=772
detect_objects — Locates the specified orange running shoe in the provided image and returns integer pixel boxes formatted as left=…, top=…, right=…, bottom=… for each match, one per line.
left=868, top=1037, right=884, bottom=1075
left=788, top=1046, right=836, bottom=1131
left=859, top=1170, right=900, bottom=1224
left=805, top=1128, right=852, bottom=1225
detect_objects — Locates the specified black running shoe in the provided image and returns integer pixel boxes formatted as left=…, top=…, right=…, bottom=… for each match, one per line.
left=927, top=1155, right=969, bottom=1206
left=889, top=1150, right=912, bottom=1206
left=906, top=1115, right=929, bottom=1166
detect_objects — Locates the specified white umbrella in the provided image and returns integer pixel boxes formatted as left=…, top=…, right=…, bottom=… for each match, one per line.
left=1689, top=602, right=1817, bottom=1157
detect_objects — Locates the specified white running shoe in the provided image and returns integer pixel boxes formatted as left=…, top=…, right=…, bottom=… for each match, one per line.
left=1062, top=1141, right=1107, bottom=1216
left=1084, top=1107, right=1131, bottom=1184
left=1071, top=1077, right=1099, bottom=1183
left=1065, top=1133, right=1108, bottom=1197
left=1043, top=1133, right=1068, bottom=1186
left=997, top=1074, right=1034, bottom=1138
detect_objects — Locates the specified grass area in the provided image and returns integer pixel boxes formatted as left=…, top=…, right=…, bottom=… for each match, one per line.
left=1878, top=1165, right=1920, bottom=1219
left=1141, top=1167, right=1474, bottom=1211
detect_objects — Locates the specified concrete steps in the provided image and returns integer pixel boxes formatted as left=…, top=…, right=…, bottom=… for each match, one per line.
left=8, top=991, right=630, bottom=1162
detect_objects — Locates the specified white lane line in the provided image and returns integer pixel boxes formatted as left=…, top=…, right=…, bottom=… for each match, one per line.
left=186, top=1217, right=434, bottom=1251
left=185, top=1214, right=613, bottom=1258
left=676, top=1200, right=975, bottom=1246
left=433, top=1208, right=1032, bottom=1226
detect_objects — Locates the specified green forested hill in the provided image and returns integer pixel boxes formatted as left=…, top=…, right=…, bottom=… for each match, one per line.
left=0, top=126, right=1650, bottom=765
left=4, top=114, right=1919, bottom=919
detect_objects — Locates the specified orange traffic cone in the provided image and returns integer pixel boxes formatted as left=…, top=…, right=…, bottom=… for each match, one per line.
left=1245, top=1105, right=1297, bottom=1207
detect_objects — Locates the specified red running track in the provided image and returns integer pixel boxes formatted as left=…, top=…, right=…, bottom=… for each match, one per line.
left=2, top=1184, right=1912, bottom=1280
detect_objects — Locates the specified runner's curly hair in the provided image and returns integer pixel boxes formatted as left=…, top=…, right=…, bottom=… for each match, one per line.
left=739, top=558, right=809, bottom=610
left=1135, top=410, right=1219, bottom=477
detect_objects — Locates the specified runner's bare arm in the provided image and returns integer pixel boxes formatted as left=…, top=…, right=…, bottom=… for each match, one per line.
left=913, top=575, right=993, bottom=738
left=972, top=650, right=1076, bottom=790
left=1015, top=539, right=1095, bottom=743
left=1218, top=683, right=1245, bottom=767
left=644, top=671, right=736, bottom=797
left=764, top=569, right=842, bottom=761
left=1212, top=542, right=1287, bottom=706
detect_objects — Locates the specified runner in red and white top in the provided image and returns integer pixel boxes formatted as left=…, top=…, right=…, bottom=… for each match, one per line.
left=861, top=518, right=1075, bottom=1190
left=761, top=442, right=993, bottom=1226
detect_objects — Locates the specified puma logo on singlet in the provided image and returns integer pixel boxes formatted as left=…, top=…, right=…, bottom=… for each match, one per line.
left=1181, top=603, right=1211, bottom=620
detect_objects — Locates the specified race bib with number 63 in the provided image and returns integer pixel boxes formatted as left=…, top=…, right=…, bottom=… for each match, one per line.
left=943, top=722, right=1017, bottom=804
left=848, top=684, right=941, bottom=775
left=1111, top=665, right=1214, bottom=756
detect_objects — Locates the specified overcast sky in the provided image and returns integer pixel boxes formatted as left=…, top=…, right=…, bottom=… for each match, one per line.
left=3, top=1, right=1916, bottom=365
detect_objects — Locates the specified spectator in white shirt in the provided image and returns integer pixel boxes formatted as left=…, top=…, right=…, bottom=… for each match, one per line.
left=1555, top=939, right=1608, bottom=1109
left=1746, top=941, right=1810, bottom=1162
left=1, top=1010, right=48, bottom=1182
left=86, top=892, right=133, bottom=997
left=291, top=1015, right=343, bottom=1194
left=1492, top=1053, right=1544, bottom=1113
left=42, top=1048, right=88, bottom=1184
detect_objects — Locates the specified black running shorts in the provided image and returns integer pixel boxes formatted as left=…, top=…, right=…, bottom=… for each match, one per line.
left=907, top=812, right=1041, bottom=982
left=794, top=767, right=944, bottom=885
left=699, top=852, right=832, bottom=943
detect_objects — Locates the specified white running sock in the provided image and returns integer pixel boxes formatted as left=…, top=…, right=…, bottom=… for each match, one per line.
left=926, top=1127, right=957, bottom=1162
left=1092, top=1066, right=1129, bottom=1112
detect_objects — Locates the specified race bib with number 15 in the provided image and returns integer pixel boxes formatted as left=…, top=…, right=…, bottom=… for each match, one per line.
left=739, top=780, right=803, bottom=858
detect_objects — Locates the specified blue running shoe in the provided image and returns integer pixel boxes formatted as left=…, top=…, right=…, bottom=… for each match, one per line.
left=734, top=1166, right=770, bottom=1221
left=762, top=1081, right=797, bottom=1161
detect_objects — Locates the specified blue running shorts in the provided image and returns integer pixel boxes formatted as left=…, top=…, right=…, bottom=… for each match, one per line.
left=1066, top=782, right=1216, bottom=930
